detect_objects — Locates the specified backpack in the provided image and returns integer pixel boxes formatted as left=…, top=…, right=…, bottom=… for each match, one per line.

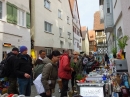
left=33, top=63, right=45, bottom=79
left=0, top=55, right=13, bottom=78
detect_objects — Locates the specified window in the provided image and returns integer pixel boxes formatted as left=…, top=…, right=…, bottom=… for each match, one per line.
left=0, top=1, right=2, bottom=19
left=67, top=16, right=69, bottom=24
left=73, top=26, right=75, bottom=32
left=18, top=9, right=25, bottom=26
left=60, top=41, right=63, bottom=48
left=59, top=28, right=62, bottom=37
left=45, top=48, right=52, bottom=55
left=26, top=13, right=30, bottom=28
left=77, top=43, right=79, bottom=48
left=79, top=46, right=81, bottom=50
left=44, top=0, right=50, bottom=10
left=68, top=32, right=71, bottom=39
left=44, top=21, right=52, bottom=32
left=107, top=0, right=110, bottom=13
left=77, top=31, right=80, bottom=36
left=117, top=27, right=123, bottom=39
left=58, top=10, right=61, bottom=18
left=7, top=2, right=17, bottom=24
left=68, top=43, right=71, bottom=49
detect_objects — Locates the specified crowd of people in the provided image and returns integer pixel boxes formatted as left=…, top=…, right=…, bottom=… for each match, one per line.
left=0, top=46, right=98, bottom=97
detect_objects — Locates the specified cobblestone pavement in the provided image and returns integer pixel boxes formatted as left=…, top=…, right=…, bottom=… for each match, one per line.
left=31, top=81, right=71, bottom=97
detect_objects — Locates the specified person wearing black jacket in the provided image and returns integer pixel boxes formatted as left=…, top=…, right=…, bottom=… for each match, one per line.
left=7, top=47, right=19, bottom=94
left=15, top=46, right=32, bottom=96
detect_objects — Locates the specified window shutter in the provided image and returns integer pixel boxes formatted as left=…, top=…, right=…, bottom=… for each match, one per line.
left=26, top=13, right=30, bottom=28
left=7, top=2, right=13, bottom=23
left=12, top=5, right=17, bottom=24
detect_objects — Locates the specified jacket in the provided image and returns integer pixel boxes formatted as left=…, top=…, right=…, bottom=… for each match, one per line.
left=58, top=53, right=71, bottom=80
left=35, top=59, right=43, bottom=66
left=6, top=52, right=18, bottom=78
left=41, top=63, right=58, bottom=91
left=34, top=57, right=51, bottom=79
left=70, top=58, right=82, bottom=74
left=15, top=54, right=32, bottom=79
left=43, top=57, right=51, bottom=64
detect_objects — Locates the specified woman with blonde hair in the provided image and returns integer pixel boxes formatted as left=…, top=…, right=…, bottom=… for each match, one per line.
left=70, top=51, right=81, bottom=92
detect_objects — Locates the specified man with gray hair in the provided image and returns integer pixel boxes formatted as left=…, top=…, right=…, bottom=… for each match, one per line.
left=58, top=49, right=73, bottom=97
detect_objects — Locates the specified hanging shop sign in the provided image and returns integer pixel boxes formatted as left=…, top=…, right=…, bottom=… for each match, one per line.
left=3, top=43, right=11, bottom=47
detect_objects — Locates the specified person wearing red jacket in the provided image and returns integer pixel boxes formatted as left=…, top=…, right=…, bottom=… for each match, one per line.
left=58, top=50, right=73, bottom=97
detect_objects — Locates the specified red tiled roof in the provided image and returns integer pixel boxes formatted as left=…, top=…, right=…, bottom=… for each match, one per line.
left=93, top=11, right=104, bottom=30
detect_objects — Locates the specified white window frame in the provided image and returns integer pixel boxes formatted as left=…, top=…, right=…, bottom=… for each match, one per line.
left=17, top=9, right=25, bottom=27
left=44, top=21, right=52, bottom=33
left=45, top=48, right=52, bottom=55
left=106, top=0, right=111, bottom=13
left=59, top=28, right=62, bottom=37
left=58, top=9, right=61, bottom=18
left=44, top=0, right=50, bottom=10
left=67, top=16, right=69, bottom=24
left=0, top=1, right=2, bottom=19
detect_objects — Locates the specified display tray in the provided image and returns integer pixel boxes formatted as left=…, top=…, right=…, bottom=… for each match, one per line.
left=77, top=83, right=104, bottom=87
left=77, top=83, right=105, bottom=97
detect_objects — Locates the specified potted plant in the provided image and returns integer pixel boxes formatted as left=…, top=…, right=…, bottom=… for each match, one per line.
left=111, top=47, right=117, bottom=58
left=117, top=35, right=130, bottom=58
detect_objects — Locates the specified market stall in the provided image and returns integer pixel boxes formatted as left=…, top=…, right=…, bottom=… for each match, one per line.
left=74, top=59, right=130, bottom=97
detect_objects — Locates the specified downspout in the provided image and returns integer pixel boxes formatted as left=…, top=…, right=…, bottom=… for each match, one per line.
left=29, top=0, right=35, bottom=49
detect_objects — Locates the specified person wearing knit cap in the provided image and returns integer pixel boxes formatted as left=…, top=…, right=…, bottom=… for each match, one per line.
left=6, top=47, right=19, bottom=94
left=15, top=46, right=32, bottom=96
left=20, top=46, right=28, bottom=54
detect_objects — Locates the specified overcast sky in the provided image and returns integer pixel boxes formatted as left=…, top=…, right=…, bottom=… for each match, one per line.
left=77, top=0, right=99, bottom=30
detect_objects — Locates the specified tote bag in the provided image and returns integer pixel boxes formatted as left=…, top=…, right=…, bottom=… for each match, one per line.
left=33, top=74, right=45, bottom=94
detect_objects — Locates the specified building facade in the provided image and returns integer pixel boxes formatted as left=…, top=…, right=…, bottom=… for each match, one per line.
left=99, top=0, right=114, bottom=54
left=99, top=0, right=130, bottom=73
left=88, top=30, right=96, bottom=53
left=94, top=11, right=107, bottom=57
left=33, top=0, right=73, bottom=55
left=0, top=0, right=30, bottom=61
left=69, top=0, right=82, bottom=53
left=81, top=26, right=89, bottom=55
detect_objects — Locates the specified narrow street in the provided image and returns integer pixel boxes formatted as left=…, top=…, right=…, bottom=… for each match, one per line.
left=31, top=81, right=71, bottom=97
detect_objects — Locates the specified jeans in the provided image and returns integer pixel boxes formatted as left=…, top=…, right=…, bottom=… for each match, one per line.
left=60, top=79, right=69, bottom=97
left=71, top=71, right=76, bottom=88
left=17, top=78, right=31, bottom=96
left=8, top=78, right=19, bottom=94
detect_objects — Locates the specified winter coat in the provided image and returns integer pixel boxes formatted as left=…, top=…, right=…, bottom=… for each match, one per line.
left=58, top=53, right=71, bottom=80
left=41, top=62, right=58, bottom=91
left=15, top=54, right=32, bottom=79
left=5, top=52, right=18, bottom=78
left=34, top=57, right=51, bottom=79
left=43, top=57, right=51, bottom=64
left=35, top=59, right=44, bottom=66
